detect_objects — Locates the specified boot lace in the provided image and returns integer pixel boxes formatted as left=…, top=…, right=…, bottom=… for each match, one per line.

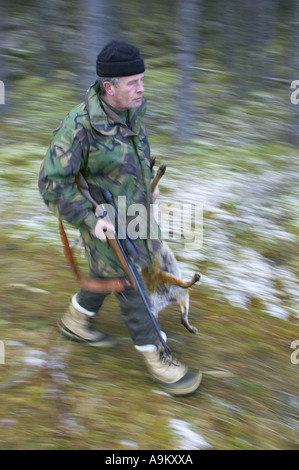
left=158, top=347, right=181, bottom=369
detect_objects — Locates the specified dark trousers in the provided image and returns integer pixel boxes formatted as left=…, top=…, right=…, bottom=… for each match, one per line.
left=76, top=273, right=162, bottom=347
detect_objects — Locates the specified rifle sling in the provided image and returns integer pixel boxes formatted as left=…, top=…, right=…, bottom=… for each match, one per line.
left=59, top=219, right=129, bottom=293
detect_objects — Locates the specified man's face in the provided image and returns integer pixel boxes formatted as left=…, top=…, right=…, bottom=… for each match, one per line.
left=104, top=73, right=145, bottom=111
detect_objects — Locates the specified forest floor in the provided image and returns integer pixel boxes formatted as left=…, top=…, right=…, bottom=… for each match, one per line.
left=0, top=228, right=298, bottom=450
left=0, top=75, right=298, bottom=450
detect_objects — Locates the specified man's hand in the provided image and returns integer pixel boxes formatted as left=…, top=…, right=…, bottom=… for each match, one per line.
left=90, top=218, right=115, bottom=242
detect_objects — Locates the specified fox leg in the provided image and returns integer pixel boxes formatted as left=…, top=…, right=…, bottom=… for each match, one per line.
left=179, top=297, right=198, bottom=335
left=159, top=272, right=200, bottom=289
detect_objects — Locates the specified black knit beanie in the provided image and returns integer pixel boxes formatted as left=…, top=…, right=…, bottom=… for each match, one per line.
left=96, top=40, right=145, bottom=77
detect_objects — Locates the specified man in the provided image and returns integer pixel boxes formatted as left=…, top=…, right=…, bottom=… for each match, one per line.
left=39, top=40, right=201, bottom=396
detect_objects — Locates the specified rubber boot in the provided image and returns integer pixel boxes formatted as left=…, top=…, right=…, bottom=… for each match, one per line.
left=136, top=343, right=202, bottom=396
left=58, top=294, right=115, bottom=348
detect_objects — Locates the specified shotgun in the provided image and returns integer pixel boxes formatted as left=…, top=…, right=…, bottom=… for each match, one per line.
left=76, top=172, right=171, bottom=356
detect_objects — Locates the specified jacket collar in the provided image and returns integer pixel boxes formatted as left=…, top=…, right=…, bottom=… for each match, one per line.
left=85, top=81, right=146, bottom=136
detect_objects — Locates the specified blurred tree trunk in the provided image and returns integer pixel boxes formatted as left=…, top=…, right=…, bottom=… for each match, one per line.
left=175, top=0, right=202, bottom=143
left=223, top=0, right=276, bottom=94
left=222, top=0, right=238, bottom=73
left=37, top=0, right=61, bottom=79
left=250, top=0, right=279, bottom=89
left=78, top=0, right=123, bottom=95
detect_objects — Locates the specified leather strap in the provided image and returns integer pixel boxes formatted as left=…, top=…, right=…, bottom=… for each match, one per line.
left=59, top=219, right=129, bottom=293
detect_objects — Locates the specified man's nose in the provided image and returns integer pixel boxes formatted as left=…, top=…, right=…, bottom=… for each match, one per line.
left=137, top=80, right=144, bottom=93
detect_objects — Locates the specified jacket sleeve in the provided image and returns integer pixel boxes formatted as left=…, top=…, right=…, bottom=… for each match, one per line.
left=38, top=124, right=97, bottom=231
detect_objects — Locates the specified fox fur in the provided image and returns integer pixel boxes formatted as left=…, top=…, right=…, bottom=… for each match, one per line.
left=142, top=241, right=200, bottom=334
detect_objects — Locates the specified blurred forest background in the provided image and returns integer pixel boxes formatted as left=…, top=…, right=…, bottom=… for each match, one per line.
left=1, top=0, right=299, bottom=144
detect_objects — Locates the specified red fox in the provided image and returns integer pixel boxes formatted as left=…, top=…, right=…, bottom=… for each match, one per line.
left=142, top=241, right=200, bottom=334
left=142, top=162, right=200, bottom=334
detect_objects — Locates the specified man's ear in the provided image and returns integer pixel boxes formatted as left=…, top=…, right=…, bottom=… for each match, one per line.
left=103, top=81, right=114, bottom=96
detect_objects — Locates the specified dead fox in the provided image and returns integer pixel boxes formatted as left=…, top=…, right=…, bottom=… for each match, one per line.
left=142, top=241, right=200, bottom=334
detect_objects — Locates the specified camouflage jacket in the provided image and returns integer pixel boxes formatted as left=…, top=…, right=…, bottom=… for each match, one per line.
left=39, top=81, right=159, bottom=278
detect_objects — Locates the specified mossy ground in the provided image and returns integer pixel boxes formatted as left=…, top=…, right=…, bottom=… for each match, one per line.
left=0, top=230, right=298, bottom=450
left=0, top=75, right=298, bottom=450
